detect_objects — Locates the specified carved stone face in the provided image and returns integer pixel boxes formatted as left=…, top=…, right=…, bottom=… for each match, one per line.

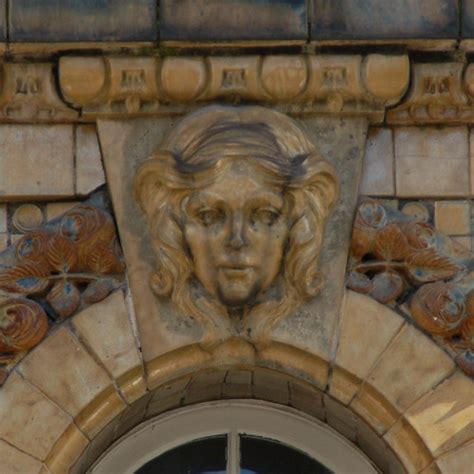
left=134, top=106, right=339, bottom=343
left=183, top=160, right=290, bottom=307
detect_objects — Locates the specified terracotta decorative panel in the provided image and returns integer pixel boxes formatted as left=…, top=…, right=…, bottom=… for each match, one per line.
left=0, top=193, right=125, bottom=381
left=348, top=199, right=474, bottom=376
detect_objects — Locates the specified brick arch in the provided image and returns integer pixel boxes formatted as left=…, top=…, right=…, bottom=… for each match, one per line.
left=0, top=290, right=472, bottom=473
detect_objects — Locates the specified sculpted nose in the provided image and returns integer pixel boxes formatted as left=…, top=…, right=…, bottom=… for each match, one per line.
left=228, top=213, right=247, bottom=249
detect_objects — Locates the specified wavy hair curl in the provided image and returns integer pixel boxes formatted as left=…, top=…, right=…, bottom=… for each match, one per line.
left=134, top=106, right=339, bottom=344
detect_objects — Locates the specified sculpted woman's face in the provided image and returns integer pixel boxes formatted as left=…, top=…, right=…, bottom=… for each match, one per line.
left=183, top=159, right=291, bottom=308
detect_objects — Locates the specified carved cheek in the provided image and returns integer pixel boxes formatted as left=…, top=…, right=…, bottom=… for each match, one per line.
left=271, top=225, right=289, bottom=255
left=184, top=224, right=222, bottom=278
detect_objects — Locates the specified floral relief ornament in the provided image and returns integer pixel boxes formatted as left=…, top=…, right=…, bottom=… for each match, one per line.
left=348, top=199, right=474, bottom=376
left=134, top=106, right=339, bottom=347
left=0, top=194, right=125, bottom=373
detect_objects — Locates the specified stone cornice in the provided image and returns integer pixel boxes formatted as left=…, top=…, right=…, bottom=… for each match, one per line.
left=4, top=55, right=474, bottom=125
left=57, top=54, right=409, bottom=122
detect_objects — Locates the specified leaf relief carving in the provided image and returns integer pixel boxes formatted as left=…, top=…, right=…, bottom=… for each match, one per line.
left=47, top=279, right=81, bottom=319
left=0, top=262, right=50, bottom=295
left=405, top=249, right=464, bottom=284
left=374, top=224, right=409, bottom=261
left=46, top=235, right=78, bottom=273
left=0, top=196, right=125, bottom=378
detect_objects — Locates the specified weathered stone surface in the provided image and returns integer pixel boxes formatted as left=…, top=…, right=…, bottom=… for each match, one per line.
left=45, top=202, right=79, bottom=221
left=355, top=419, right=392, bottom=473
left=0, top=372, right=72, bottom=461
left=311, top=0, right=458, bottom=40
left=394, top=127, right=469, bottom=197
left=45, top=424, right=88, bottom=474
left=76, top=125, right=106, bottom=196
left=323, top=394, right=358, bottom=442
left=469, top=129, right=474, bottom=197
left=331, top=292, right=404, bottom=403
left=384, top=418, right=434, bottom=472
left=17, top=328, right=113, bottom=417
left=406, top=373, right=474, bottom=457
left=72, top=291, right=145, bottom=401
left=435, top=440, right=474, bottom=474
left=0, top=204, right=6, bottom=233
left=0, top=233, right=7, bottom=251
left=0, top=125, right=74, bottom=200
left=288, top=381, right=324, bottom=420
left=224, top=369, right=253, bottom=398
left=272, top=117, right=367, bottom=359
left=364, top=325, right=455, bottom=412
left=0, top=439, right=44, bottom=474
left=160, top=0, right=307, bottom=41
left=98, top=117, right=201, bottom=364
left=434, top=200, right=471, bottom=235
left=9, top=0, right=157, bottom=42
left=359, top=128, right=394, bottom=196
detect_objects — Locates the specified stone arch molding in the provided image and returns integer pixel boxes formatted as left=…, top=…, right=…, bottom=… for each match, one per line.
left=0, top=289, right=472, bottom=473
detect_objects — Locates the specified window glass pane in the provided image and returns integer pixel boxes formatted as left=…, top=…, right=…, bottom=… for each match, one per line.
left=136, top=435, right=227, bottom=474
left=240, top=434, right=333, bottom=474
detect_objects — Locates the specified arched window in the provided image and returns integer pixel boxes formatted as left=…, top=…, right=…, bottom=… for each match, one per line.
left=91, top=401, right=379, bottom=473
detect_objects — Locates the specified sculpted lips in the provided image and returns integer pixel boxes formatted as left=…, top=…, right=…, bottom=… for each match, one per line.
left=219, top=263, right=255, bottom=278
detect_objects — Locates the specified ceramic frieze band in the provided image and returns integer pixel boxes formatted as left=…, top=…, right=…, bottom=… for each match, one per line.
left=347, top=199, right=474, bottom=376
left=387, top=62, right=474, bottom=124
left=59, top=54, right=409, bottom=121
left=0, top=193, right=125, bottom=383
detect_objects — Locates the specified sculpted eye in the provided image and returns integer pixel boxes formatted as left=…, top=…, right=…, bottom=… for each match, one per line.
left=252, top=209, right=280, bottom=226
left=197, top=209, right=223, bottom=226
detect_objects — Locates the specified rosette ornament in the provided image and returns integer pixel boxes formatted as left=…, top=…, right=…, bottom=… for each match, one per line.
left=410, top=282, right=467, bottom=337
left=0, top=298, right=48, bottom=355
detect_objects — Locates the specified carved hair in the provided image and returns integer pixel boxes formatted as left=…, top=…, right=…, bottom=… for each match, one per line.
left=134, top=106, right=339, bottom=342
